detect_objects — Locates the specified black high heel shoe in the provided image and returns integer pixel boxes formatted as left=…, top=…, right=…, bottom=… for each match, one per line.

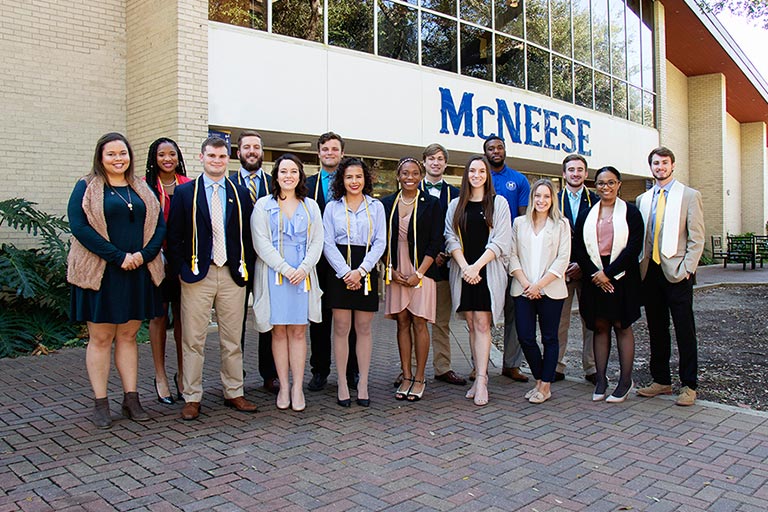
left=154, top=378, right=175, bottom=405
left=174, top=373, right=182, bottom=401
left=336, top=398, right=351, bottom=407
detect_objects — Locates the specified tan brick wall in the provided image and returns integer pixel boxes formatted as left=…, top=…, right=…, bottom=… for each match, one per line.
left=654, top=2, right=668, bottom=145
left=662, top=61, right=689, bottom=183
left=687, top=73, right=726, bottom=242
left=740, top=122, right=768, bottom=234
left=723, top=113, right=741, bottom=234
left=0, top=0, right=127, bottom=246
left=126, top=0, right=208, bottom=175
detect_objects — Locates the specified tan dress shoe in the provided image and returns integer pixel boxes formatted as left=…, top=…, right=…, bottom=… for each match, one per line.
left=675, top=386, right=696, bottom=406
left=224, top=396, right=258, bottom=412
left=181, top=401, right=200, bottom=420
left=636, top=382, right=673, bottom=397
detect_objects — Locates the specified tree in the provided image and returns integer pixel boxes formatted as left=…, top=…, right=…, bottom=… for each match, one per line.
left=702, top=0, right=768, bottom=29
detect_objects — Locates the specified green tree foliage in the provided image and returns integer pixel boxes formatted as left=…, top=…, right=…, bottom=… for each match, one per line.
left=0, top=199, right=79, bottom=357
left=704, top=0, right=768, bottom=29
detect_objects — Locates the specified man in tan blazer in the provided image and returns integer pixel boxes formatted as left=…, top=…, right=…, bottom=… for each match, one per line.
left=635, top=147, right=704, bottom=406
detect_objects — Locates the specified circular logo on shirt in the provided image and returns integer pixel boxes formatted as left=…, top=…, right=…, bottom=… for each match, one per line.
left=506, top=182, right=517, bottom=191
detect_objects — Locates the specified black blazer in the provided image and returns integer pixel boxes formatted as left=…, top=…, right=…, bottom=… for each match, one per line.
left=167, top=175, right=255, bottom=287
left=419, top=180, right=459, bottom=279
left=306, top=173, right=330, bottom=213
left=380, top=191, right=443, bottom=281
left=557, top=187, right=599, bottom=261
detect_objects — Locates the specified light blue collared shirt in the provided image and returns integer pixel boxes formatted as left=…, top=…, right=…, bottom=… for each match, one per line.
left=322, top=195, right=386, bottom=277
left=239, top=167, right=265, bottom=196
left=651, top=179, right=676, bottom=227
left=320, top=168, right=335, bottom=202
left=567, top=189, right=582, bottom=225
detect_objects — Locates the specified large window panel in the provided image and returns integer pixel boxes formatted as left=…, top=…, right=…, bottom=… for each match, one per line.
left=613, top=78, right=627, bottom=119
left=552, top=55, right=572, bottom=102
left=626, top=0, right=641, bottom=86
left=422, top=0, right=455, bottom=15
left=628, top=85, right=642, bottom=123
left=422, top=12, right=458, bottom=72
left=550, top=0, right=572, bottom=57
left=272, top=0, right=322, bottom=42
left=495, top=0, right=524, bottom=37
left=592, top=0, right=610, bottom=72
left=378, top=1, right=418, bottom=63
left=461, top=24, right=493, bottom=80
left=496, top=34, right=525, bottom=88
left=526, top=0, right=549, bottom=48
left=461, top=0, right=492, bottom=26
left=610, top=0, right=627, bottom=80
left=594, top=71, right=611, bottom=114
left=643, top=91, right=655, bottom=126
left=641, top=0, right=654, bottom=91
left=527, top=46, right=551, bottom=96
left=329, top=0, right=374, bottom=53
left=572, top=0, right=590, bottom=64
left=209, top=0, right=266, bottom=30
left=574, top=64, right=593, bottom=108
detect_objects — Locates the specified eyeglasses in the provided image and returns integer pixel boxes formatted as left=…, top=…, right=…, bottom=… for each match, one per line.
left=595, top=180, right=619, bottom=188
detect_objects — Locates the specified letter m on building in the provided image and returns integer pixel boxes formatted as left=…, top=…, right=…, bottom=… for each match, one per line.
left=439, top=88, right=475, bottom=137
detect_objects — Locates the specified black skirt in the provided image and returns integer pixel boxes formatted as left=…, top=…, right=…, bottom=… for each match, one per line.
left=325, top=244, right=379, bottom=312
left=580, top=255, right=641, bottom=330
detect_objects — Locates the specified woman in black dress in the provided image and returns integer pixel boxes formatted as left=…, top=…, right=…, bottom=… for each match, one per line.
left=574, top=166, right=643, bottom=403
left=67, top=133, right=166, bottom=428
left=444, top=156, right=512, bottom=406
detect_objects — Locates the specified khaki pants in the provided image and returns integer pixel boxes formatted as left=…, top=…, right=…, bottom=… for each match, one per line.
left=430, top=280, right=453, bottom=375
left=181, top=266, right=246, bottom=402
left=556, top=278, right=595, bottom=375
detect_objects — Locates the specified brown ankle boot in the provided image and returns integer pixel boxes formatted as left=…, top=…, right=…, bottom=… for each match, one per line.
left=92, top=397, right=112, bottom=429
left=121, top=392, right=150, bottom=421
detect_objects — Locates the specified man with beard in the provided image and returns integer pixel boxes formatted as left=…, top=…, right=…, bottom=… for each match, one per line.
left=305, top=132, right=359, bottom=391
left=234, top=130, right=279, bottom=395
left=483, top=136, right=530, bottom=383
left=555, top=154, right=598, bottom=383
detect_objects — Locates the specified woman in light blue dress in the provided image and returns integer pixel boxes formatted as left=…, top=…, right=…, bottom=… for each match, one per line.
left=251, top=154, right=323, bottom=411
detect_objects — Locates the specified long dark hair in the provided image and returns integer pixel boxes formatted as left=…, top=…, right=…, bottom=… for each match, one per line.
left=145, top=137, right=187, bottom=198
left=90, top=132, right=135, bottom=183
left=331, top=157, right=373, bottom=200
left=271, top=153, right=308, bottom=200
left=453, top=155, right=495, bottom=235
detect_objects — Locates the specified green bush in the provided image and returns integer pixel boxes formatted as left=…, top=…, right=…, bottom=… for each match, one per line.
left=0, top=198, right=81, bottom=357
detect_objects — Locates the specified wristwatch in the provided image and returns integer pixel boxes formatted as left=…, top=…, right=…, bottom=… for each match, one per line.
left=358, top=267, right=368, bottom=278
left=415, top=271, right=424, bottom=280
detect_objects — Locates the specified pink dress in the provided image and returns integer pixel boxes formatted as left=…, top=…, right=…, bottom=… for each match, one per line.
left=385, top=213, right=436, bottom=322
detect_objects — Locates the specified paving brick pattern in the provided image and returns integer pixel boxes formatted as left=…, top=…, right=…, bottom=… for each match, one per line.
left=1, top=264, right=766, bottom=511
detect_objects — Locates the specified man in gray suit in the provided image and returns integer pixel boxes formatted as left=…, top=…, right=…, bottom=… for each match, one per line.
left=636, top=147, right=705, bottom=406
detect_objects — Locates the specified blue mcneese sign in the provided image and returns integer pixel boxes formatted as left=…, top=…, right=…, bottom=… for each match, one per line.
left=439, top=87, right=592, bottom=156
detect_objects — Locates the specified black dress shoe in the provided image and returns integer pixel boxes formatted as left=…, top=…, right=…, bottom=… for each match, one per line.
left=155, top=378, right=175, bottom=405
left=263, top=378, right=280, bottom=395
left=554, top=372, right=565, bottom=382
left=336, top=398, right=351, bottom=407
left=356, top=398, right=370, bottom=407
left=347, top=373, right=359, bottom=390
left=174, top=373, right=182, bottom=401
left=585, top=374, right=597, bottom=384
left=307, top=373, right=327, bottom=391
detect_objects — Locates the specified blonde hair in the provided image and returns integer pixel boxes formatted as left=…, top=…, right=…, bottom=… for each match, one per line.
left=525, top=179, right=563, bottom=224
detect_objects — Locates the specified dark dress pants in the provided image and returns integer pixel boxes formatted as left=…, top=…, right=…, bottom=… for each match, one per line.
left=642, top=262, right=698, bottom=389
left=514, top=295, right=564, bottom=383
left=241, top=281, right=277, bottom=382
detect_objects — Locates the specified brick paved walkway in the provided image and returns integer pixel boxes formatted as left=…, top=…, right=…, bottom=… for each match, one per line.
left=3, top=297, right=768, bottom=512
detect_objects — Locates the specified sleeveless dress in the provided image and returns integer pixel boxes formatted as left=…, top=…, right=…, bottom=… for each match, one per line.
left=266, top=205, right=310, bottom=325
left=385, top=213, right=436, bottom=322
left=457, top=201, right=492, bottom=312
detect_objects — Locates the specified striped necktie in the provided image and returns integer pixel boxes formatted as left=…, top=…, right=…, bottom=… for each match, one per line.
left=652, top=189, right=666, bottom=265
left=248, top=172, right=259, bottom=204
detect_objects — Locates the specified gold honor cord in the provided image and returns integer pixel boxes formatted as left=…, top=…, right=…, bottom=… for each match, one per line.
left=190, top=178, right=248, bottom=280
left=343, top=196, right=373, bottom=295
left=385, top=191, right=421, bottom=288
left=275, top=200, right=312, bottom=292
left=561, top=187, right=592, bottom=217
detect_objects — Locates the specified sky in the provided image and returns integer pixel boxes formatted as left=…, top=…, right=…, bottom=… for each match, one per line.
left=716, top=12, right=768, bottom=83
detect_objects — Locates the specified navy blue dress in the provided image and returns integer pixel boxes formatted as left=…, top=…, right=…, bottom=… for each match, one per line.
left=68, top=180, right=165, bottom=323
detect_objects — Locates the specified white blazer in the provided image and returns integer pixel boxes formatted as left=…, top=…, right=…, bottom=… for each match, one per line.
left=508, top=216, right=570, bottom=299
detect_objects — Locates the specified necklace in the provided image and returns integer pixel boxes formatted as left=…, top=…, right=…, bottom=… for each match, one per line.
left=109, top=184, right=135, bottom=222
left=399, top=194, right=417, bottom=206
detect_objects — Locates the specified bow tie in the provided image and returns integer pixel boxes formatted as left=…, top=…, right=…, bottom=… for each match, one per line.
left=425, top=181, right=443, bottom=190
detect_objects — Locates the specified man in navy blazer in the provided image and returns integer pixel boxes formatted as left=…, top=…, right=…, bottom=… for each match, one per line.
left=167, top=136, right=257, bottom=420
left=555, top=154, right=599, bottom=384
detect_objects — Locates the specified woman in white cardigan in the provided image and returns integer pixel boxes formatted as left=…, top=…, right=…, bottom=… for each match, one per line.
left=444, top=155, right=512, bottom=406
left=509, top=179, right=570, bottom=404
left=251, top=154, right=323, bottom=412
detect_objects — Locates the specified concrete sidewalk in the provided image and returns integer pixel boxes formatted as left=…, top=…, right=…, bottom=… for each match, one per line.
left=2, top=294, right=767, bottom=512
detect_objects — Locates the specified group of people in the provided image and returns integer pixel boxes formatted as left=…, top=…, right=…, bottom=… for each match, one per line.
left=67, top=130, right=704, bottom=429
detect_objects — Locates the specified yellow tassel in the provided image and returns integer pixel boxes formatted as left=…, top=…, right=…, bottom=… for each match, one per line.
left=386, top=265, right=392, bottom=285
left=276, top=273, right=283, bottom=285
left=191, top=256, right=199, bottom=276
left=364, top=275, right=371, bottom=296
left=304, top=276, right=311, bottom=292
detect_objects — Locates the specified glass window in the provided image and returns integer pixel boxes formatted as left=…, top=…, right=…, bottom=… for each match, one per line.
left=495, top=0, right=524, bottom=38
left=594, top=71, right=611, bottom=114
left=461, top=24, right=492, bottom=80
left=272, top=0, right=322, bottom=42
left=551, top=0, right=572, bottom=57
left=496, top=34, right=525, bottom=88
left=527, top=46, right=550, bottom=96
left=613, top=79, right=627, bottom=119
left=592, top=0, right=609, bottom=72
left=626, top=0, right=641, bottom=86
left=378, top=1, right=418, bottom=63
left=610, top=0, right=627, bottom=80
left=643, top=91, right=655, bottom=126
left=461, top=0, right=491, bottom=26
left=552, top=55, right=572, bottom=102
left=209, top=0, right=266, bottom=30
left=641, top=0, right=654, bottom=91
left=421, top=0, right=455, bottom=15
left=628, top=85, right=642, bottom=123
left=422, top=12, right=458, bottom=71
left=574, top=64, right=593, bottom=108
left=329, top=0, right=374, bottom=53
left=572, top=0, right=590, bottom=64
left=526, top=0, right=549, bottom=48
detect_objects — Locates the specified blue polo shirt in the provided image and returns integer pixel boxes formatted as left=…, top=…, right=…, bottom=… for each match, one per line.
left=491, top=164, right=530, bottom=221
